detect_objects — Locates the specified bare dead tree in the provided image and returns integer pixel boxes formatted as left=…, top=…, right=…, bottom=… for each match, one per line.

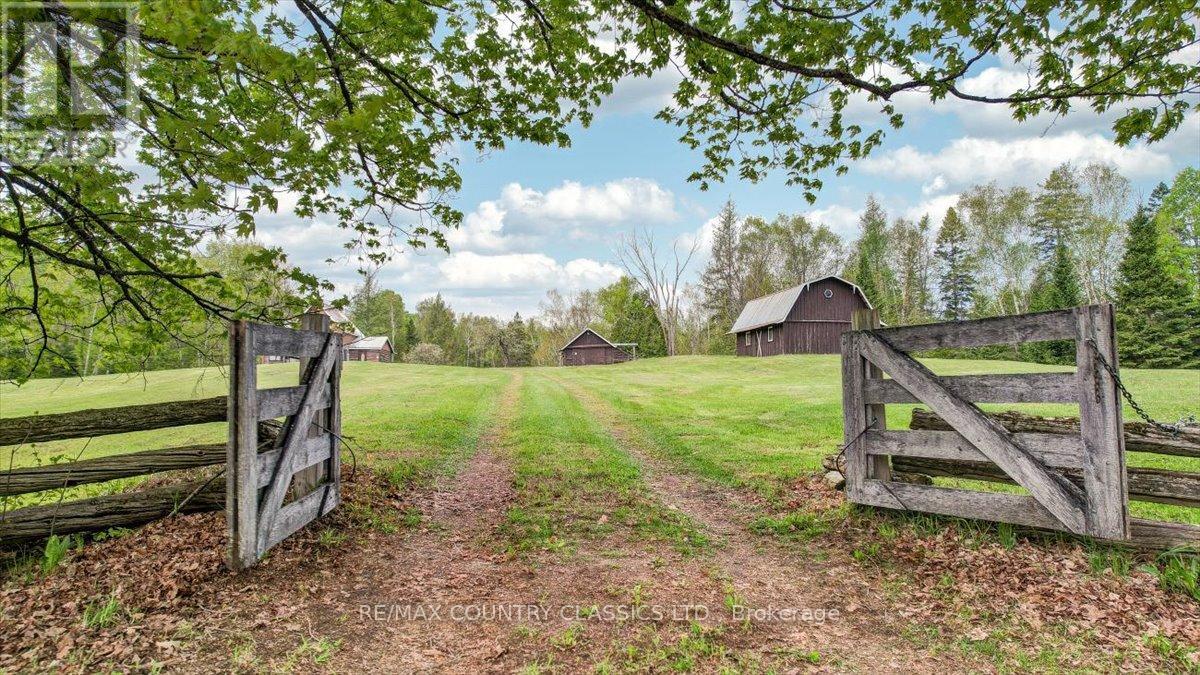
left=616, top=227, right=701, bottom=356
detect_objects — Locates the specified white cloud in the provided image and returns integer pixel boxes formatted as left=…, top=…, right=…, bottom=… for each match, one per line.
left=860, top=133, right=1174, bottom=188
left=921, top=175, right=948, bottom=196
left=600, top=67, right=683, bottom=115
left=537, top=178, right=677, bottom=222
left=448, top=177, right=680, bottom=253
left=805, top=204, right=863, bottom=238
left=904, top=194, right=960, bottom=230
left=437, top=251, right=622, bottom=291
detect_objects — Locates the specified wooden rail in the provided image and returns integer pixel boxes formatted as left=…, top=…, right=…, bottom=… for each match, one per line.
left=0, top=481, right=224, bottom=545
left=841, top=304, right=1199, bottom=549
left=0, top=316, right=343, bottom=554
left=0, top=397, right=226, bottom=446
left=911, top=409, right=1200, bottom=458
left=879, top=411, right=1200, bottom=508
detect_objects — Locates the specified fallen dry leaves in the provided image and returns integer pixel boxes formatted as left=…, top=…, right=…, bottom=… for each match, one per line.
left=0, top=468, right=394, bottom=673
left=783, top=477, right=1200, bottom=670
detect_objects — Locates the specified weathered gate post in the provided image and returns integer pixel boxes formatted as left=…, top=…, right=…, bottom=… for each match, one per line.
left=296, top=312, right=332, bottom=496
left=851, top=309, right=891, bottom=484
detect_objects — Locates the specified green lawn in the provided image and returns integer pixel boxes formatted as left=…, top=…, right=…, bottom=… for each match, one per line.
left=1, top=355, right=1196, bottom=522
left=500, top=375, right=707, bottom=555
left=0, top=362, right=510, bottom=507
left=550, top=356, right=1200, bottom=523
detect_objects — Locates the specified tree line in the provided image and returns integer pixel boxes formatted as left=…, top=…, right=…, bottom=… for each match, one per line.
left=348, top=163, right=1198, bottom=369
left=4, top=164, right=1195, bottom=379
left=346, top=274, right=668, bottom=368
left=697, top=164, right=1199, bottom=368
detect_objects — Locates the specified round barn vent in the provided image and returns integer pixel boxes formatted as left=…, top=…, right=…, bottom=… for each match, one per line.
left=823, top=289, right=833, bottom=299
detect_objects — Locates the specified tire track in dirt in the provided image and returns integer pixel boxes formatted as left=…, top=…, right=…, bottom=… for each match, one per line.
left=549, top=375, right=972, bottom=672
left=325, top=372, right=526, bottom=672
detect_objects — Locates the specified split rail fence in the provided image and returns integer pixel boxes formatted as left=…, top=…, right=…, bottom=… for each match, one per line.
left=0, top=316, right=343, bottom=569
left=841, top=304, right=1200, bottom=549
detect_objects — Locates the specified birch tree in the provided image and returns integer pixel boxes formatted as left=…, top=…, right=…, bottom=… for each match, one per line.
left=616, top=227, right=700, bottom=356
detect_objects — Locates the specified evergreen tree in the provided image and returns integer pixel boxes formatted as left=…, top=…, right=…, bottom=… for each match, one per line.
left=1157, top=168, right=1200, bottom=294
left=1033, top=163, right=1086, bottom=258
left=699, top=199, right=744, bottom=331
left=850, top=197, right=899, bottom=321
left=1147, top=182, right=1170, bottom=212
left=1115, top=208, right=1200, bottom=368
left=934, top=207, right=976, bottom=321
left=399, top=314, right=419, bottom=353
left=414, top=294, right=457, bottom=354
left=1025, top=243, right=1083, bottom=363
left=498, top=312, right=534, bottom=366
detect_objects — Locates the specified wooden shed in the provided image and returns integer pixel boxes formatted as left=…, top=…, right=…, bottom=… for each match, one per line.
left=345, top=336, right=394, bottom=362
left=559, top=329, right=635, bottom=366
left=730, top=275, right=872, bottom=356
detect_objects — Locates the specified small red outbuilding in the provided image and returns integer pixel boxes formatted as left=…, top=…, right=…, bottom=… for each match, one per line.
left=559, top=329, right=635, bottom=366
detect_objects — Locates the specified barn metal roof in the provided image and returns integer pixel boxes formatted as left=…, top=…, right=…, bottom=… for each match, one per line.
left=347, top=336, right=391, bottom=351
left=559, top=328, right=627, bottom=352
left=728, top=275, right=873, bottom=334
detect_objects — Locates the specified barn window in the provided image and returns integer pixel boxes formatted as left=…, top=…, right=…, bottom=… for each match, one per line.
left=744, top=332, right=750, bottom=346
left=823, top=288, right=833, bottom=299
left=767, top=326, right=774, bottom=342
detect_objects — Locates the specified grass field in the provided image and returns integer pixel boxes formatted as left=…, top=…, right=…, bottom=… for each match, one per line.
left=3, top=356, right=1198, bottom=671
left=1, top=355, right=1197, bottom=522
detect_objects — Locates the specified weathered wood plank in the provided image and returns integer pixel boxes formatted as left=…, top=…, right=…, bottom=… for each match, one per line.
left=257, top=384, right=331, bottom=420
left=264, top=482, right=338, bottom=551
left=228, top=320, right=259, bottom=571
left=863, top=373, right=1078, bottom=405
left=841, top=331, right=869, bottom=500
left=909, top=409, right=1200, bottom=459
left=254, top=333, right=339, bottom=554
left=1129, top=518, right=1200, bottom=549
left=865, top=308, right=1076, bottom=352
left=0, top=420, right=279, bottom=497
left=857, top=479, right=1064, bottom=530
left=1075, top=304, right=1128, bottom=539
left=853, top=309, right=891, bottom=482
left=0, top=397, right=226, bottom=447
left=327, top=347, right=343, bottom=516
left=251, top=323, right=329, bottom=358
left=891, top=456, right=1200, bottom=508
left=293, top=313, right=331, bottom=498
left=858, top=481, right=1199, bottom=550
left=0, top=443, right=224, bottom=496
left=866, top=430, right=1082, bottom=468
left=858, top=332, right=1088, bottom=534
left=0, top=480, right=224, bottom=546
left=256, top=434, right=332, bottom=488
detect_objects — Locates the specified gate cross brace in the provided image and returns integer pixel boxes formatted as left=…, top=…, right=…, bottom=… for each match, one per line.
left=857, top=331, right=1089, bottom=535
left=255, top=333, right=340, bottom=552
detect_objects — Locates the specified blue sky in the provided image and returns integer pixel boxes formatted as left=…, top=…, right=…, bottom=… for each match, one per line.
left=253, top=51, right=1200, bottom=319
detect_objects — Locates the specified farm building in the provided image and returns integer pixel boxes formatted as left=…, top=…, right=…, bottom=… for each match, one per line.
left=345, top=336, right=394, bottom=362
left=260, top=307, right=364, bottom=364
left=730, top=275, right=872, bottom=356
left=559, top=329, right=636, bottom=366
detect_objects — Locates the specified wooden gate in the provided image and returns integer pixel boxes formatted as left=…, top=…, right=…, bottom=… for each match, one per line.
left=227, top=319, right=343, bottom=570
left=841, top=305, right=1129, bottom=541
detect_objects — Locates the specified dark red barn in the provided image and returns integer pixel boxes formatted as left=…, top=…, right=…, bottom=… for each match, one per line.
left=559, top=329, right=635, bottom=366
left=730, top=275, right=873, bottom=356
